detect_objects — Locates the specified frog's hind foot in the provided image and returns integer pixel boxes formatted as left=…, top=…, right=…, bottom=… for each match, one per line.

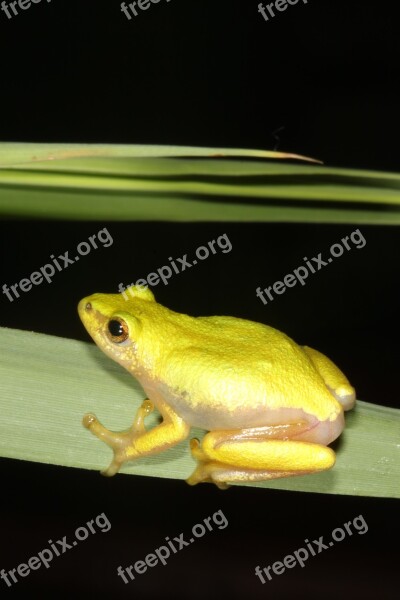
left=187, top=440, right=230, bottom=489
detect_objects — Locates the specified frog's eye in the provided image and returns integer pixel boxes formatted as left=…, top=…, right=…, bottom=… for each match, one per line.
left=107, top=318, right=129, bottom=343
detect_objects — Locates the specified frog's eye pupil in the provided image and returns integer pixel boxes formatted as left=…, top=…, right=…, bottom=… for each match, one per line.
left=109, top=320, right=123, bottom=337
left=107, top=319, right=129, bottom=343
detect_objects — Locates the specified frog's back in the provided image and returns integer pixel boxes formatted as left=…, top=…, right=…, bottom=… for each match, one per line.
left=191, top=314, right=298, bottom=361
left=159, top=312, right=339, bottom=425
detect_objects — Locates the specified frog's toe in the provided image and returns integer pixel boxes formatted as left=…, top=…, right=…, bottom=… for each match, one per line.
left=83, top=412, right=138, bottom=475
left=186, top=467, right=230, bottom=489
left=83, top=412, right=126, bottom=445
left=189, top=437, right=207, bottom=461
left=101, top=456, right=123, bottom=477
left=132, top=399, right=155, bottom=434
left=82, top=413, right=98, bottom=429
left=186, top=457, right=230, bottom=489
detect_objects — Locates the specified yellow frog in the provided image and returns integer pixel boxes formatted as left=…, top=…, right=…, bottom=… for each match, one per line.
left=78, top=286, right=355, bottom=488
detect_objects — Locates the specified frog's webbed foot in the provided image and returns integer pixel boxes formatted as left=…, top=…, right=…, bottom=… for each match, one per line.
left=83, top=399, right=154, bottom=476
left=186, top=439, right=230, bottom=489
left=187, top=437, right=263, bottom=489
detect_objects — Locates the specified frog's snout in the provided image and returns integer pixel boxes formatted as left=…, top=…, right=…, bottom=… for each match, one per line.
left=78, top=298, right=95, bottom=322
left=78, top=298, right=92, bottom=314
left=78, top=297, right=97, bottom=332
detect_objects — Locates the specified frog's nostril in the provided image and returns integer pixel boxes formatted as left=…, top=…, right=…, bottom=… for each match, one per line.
left=85, top=302, right=92, bottom=311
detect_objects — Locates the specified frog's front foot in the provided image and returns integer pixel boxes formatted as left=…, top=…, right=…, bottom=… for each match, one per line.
left=82, top=400, right=155, bottom=476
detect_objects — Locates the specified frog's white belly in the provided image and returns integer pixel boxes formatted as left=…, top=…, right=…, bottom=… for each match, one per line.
left=174, top=397, right=343, bottom=445
left=142, top=380, right=344, bottom=446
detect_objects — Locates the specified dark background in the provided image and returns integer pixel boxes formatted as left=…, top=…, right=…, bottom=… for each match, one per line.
left=0, top=1, right=399, bottom=598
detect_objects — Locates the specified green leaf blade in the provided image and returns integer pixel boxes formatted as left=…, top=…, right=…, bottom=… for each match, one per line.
left=0, top=143, right=399, bottom=224
left=1, top=327, right=399, bottom=497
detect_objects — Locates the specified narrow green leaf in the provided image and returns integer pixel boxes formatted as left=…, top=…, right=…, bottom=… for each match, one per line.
left=1, top=327, right=399, bottom=497
left=0, top=143, right=399, bottom=224
left=0, top=142, right=317, bottom=168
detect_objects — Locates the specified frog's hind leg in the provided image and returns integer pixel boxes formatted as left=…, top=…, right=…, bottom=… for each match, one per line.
left=303, top=345, right=356, bottom=410
left=187, top=425, right=335, bottom=488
